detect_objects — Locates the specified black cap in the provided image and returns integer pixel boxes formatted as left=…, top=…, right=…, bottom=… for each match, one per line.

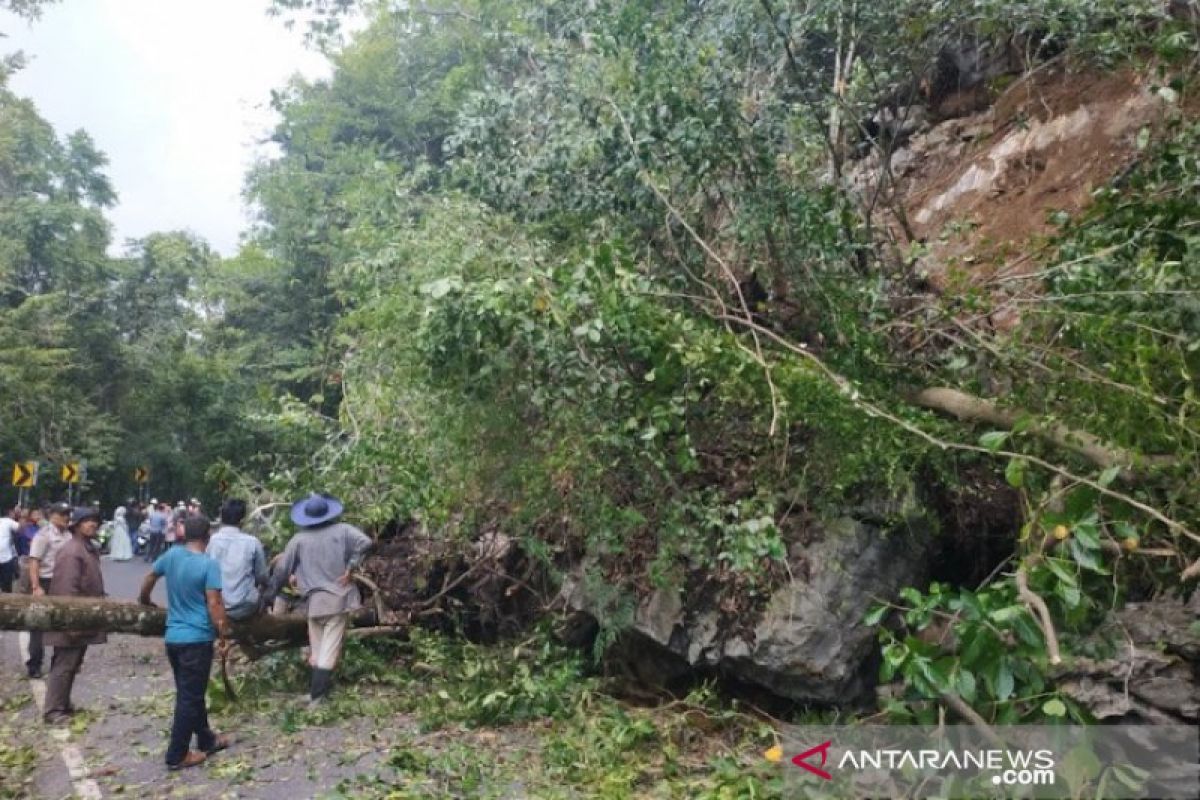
left=69, top=506, right=101, bottom=528
left=48, top=502, right=71, bottom=516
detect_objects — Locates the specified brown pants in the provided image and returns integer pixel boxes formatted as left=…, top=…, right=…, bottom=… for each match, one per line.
left=44, top=646, right=87, bottom=721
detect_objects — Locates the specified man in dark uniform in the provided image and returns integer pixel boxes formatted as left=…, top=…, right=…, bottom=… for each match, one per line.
left=42, top=507, right=107, bottom=724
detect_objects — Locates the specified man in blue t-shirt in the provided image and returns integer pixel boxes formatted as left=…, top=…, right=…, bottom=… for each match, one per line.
left=139, top=514, right=232, bottom=771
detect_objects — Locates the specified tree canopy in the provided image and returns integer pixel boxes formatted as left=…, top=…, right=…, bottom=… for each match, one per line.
left=1, top=0, right=1198, bottom=725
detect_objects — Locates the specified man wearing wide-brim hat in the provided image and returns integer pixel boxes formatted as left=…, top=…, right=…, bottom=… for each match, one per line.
left=265, top=493, right=371, bottom=702
left=43, top=506, right=107, bottom=724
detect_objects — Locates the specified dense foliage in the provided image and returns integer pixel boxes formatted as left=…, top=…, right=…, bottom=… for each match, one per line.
left=245, top=0, right=1199, bottom=721
left=2, top=0, right=1198, bottom=727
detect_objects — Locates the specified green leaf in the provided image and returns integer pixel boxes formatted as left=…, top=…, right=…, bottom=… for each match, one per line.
left=979, top=431, right=1009, bottom=452
left=1043, top=557, right=1077, bottom=588
left=1004, top=458, right=1026, bottom=488
left=960, top=627, right=999, bottom=668
left=1042, top=698, right=1067, bottom=717
left=1012, top=614, right=1044, bottom=648
left=1072, top=522, right=1102, bottom=550
left=1062, top=745, right=1103, bottom=796
left=423, top=277, right=461, bottom=299
left=1111, top=764, right=1150, bottom=791
left=989, top=605, right=1026, bottom=624
left=995, top=659, right=1015, bottom=702
left=1055, top=582, right=1082, bottom=609
left=863, top=605, right=889, bottom=626
left=1069, top=538, right=1108, bottom=573
left=883, top=642, right=908, bottom=668
left=956, top=670, right=977, bottom=703
left=1097, top=465, right=1122, bottom=487
left=917, top=657, right=952, bottom=693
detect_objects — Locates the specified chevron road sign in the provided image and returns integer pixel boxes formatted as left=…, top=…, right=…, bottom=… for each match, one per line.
left=61, top=462, right=81, bottom=484
left=134, top=467, right=150, bottom=484
left=11, top=461, right=37, bottom=488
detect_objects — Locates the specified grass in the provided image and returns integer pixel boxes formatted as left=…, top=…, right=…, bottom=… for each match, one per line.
left=0, top=713, right=38, bottom=800
left=213, top=629, right=786, bottom=799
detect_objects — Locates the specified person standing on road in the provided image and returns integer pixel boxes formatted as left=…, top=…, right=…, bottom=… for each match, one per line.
left=0, top=506, right=20, bottom=592
left=165, top=502, right=187, bottom=548
left=42, top=507, right=107, bottom=724
left=25, top=502, right=73, bottom=678
left=206, top=499, right=268, bottom=621
left=265, top=493, right=372, bottom=703
left=108, top=506, right=133, bottom=561
left=15, top=508, right=42, bottom=559
left=139, top=514, right=232, bottom=771
left=125, top=500, right=143, bottom=554
left=144, top=501, right=167, bottom=562
left=14, top=508, right=41, bottom=594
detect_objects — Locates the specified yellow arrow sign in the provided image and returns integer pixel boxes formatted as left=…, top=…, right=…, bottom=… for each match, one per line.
left=11, top=462, right=37, bottom=488
left=134, top=467, right=150, bottom=484
left=61, top=462, right=80, bottom=484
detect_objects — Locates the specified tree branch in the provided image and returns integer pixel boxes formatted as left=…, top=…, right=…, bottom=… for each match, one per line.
left=914, top=387, right=1176, bottom=478
left=1015, top=564, right=1062, bottom=665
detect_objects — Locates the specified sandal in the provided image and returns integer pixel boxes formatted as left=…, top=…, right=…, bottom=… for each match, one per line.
left=167, top=751, right=207, bottom=771
left=204, top=734, right=232, bottom=755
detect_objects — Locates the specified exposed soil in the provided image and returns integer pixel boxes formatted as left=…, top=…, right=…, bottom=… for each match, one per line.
left=864, top=63, right=1180, bottom=295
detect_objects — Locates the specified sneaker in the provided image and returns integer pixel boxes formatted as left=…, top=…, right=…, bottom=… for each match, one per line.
left=43, top=712, right=71, bottom=726
left=26, top=668, right=42, bottom=679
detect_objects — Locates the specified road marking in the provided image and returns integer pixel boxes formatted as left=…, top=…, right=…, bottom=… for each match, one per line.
left=27, top=675, right=103, bottom=799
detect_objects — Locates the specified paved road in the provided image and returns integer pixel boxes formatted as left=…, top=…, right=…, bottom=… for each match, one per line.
left=0, top=555, right=400, bottom=799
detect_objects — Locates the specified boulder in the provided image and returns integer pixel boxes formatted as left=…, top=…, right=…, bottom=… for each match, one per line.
left=1052, top=595, right=1200, bottom=724
left=561, top=516, right=933, bottom=704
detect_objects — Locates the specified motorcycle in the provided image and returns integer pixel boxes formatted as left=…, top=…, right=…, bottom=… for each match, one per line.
left=97, top=521, right=113, bottom=554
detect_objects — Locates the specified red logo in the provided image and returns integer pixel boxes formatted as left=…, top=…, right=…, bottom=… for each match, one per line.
left=791, top=740, right=833, bottom=780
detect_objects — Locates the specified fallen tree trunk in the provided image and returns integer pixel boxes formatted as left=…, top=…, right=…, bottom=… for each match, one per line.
left=0, top=594, right=377, bottom=644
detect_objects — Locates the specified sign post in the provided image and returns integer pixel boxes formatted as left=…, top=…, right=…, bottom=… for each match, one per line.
left=134, top=466, right=150, bottom=504
left=61, top=460, right=82, bottom=506
left=11, top=461, right=38, bottom=508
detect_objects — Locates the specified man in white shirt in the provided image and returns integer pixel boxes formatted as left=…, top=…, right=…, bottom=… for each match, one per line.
left=0, top=506, right=20, bottom=593
left=26, top=502, right=72, bottom=678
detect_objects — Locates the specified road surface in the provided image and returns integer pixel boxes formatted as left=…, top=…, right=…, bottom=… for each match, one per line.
left=0, top=555, right=406, bottom=799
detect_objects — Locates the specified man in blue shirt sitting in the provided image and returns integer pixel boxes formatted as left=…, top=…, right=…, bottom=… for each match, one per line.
left=139, top=515, right=232, bottom=771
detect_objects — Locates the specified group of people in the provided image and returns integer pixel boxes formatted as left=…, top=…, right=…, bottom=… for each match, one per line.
left=2, top=492, right=372, bottom=772
left=0, top=505, right=47, bottom=592
left=89, top=498, right=203, bottom=563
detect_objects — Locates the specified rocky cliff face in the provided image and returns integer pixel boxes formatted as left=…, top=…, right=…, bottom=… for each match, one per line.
left=562, top=516, right=933, bottom=704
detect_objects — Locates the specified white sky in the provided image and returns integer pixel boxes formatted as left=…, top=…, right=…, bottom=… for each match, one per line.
left=0, top=0, right=334, bottom=256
